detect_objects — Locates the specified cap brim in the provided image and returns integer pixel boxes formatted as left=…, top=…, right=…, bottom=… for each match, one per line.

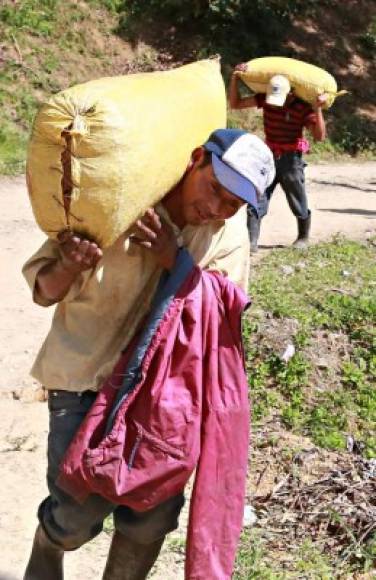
left=265, top=93, right=288, bottom=106
left=211, top=153, right=258, bottom=211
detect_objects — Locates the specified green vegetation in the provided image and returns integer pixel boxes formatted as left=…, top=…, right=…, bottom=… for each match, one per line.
left=0, top=0, right=123, bottom=173
left=117, top=0, right=376, bottom=158
left=117, top=0, right=339, bottom=55
left=0, top=0, right=375, bottom=173
left=232, top=239, right=376, bottom=576
left=359, top=16, right=376, bottom=57
left=246, top=238, right=376, bottom=457
left=118, top=0, right=307, bottom=58
left=234, top=530, right=278, bottom=579
left=235, top=531, right=334, bottom=579
left=331, top=115, right=376, bottom=157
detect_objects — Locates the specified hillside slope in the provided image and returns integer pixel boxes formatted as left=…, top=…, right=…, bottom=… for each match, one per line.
left=0, top=0, right=375, bottom=173
left=0, top=0, right=133, bottom=172
left=286, top=0, right=376, bottom=153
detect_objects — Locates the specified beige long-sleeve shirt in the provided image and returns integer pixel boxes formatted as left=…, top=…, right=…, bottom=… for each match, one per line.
left=23, top=206, right=250, bottom=391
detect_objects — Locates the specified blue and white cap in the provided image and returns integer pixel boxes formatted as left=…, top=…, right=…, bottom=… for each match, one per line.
left=203, top=129, right=275, bottom=212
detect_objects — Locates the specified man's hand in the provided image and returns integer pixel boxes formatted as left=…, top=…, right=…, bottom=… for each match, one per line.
left=234, top=63, right=247, bottom=73
left=35, top=231, right=103, bottom=304
left=57, top=230, right=103, bottom=273
left=130, top=208, right=178, bottom=271
left=229, top=63, right=257, bottom=110
left=309, top=94, right=328, bottom=141
left=314, top=93, right=329, bottom=110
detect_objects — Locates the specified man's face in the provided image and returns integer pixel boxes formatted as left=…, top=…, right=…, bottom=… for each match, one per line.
left=180, top=148, right=245, bottom=226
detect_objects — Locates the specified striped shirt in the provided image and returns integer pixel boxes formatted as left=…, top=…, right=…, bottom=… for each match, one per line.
left=256, top=94, right=317, bottom=147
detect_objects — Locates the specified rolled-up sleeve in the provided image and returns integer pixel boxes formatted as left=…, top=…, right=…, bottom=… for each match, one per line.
left=22, top=239, right=88, bottom=307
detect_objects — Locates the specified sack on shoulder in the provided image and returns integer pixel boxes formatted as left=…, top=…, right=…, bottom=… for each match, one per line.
left=27, top=58, right=226, bottom=247
left=237, top=56, right=345, bottom=109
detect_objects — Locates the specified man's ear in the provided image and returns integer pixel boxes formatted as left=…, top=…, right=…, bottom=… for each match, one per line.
left=187, top=147, right=206, bottom=171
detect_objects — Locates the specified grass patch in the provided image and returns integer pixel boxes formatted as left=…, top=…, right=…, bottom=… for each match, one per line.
left=0, top=121, right=28, bottom=174
left=234, top=531, right=334, bottom=579
left=234, top=530, right=280, bottom=579
left=246, top=238, right=376, bottom=458
left=0, top=0, right=128, bottom=174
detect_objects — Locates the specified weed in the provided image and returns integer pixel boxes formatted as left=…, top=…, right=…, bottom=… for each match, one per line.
left=234, top=529, right=285, bottom=579
left=0, top=0, right=129, bottom=174
left=0, top=123, right=28, bottom=174
left=166, top=536, right=185, bottom=554
left=42, top=51, right=60, bottom=74
left=359, top=16, right=376, bottom=58
left=332, top=115, right=376, bottom=156
left=295, top=540, right=333, bottom=578
left=87, top=0, right=123, bottom=12
left=0, top=0, right=57, bottom=36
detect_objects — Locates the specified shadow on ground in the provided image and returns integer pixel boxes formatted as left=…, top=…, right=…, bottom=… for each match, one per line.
left=311, top=180, right=376, bottom=193
left=318, top=208, right=376, bottom=218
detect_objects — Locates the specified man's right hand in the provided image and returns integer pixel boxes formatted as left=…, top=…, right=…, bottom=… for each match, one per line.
left=229, top=63, right=257, bottom=110
left=35, top=231, right=103, bottom=304
left=57, top=230, right=103, bottom=273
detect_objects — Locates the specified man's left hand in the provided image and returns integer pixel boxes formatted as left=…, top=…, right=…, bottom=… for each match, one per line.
left=130, top=208, right=178, bottom=271
left=315, top=93, right=329, bottom=109
left=234, top=63, right=247, bottom=73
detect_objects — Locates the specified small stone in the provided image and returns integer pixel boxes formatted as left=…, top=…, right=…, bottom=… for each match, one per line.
left=243, top=505, right=257, bottom=527
left=281, top=265, right=294, bottom=275
left=346, top=435, right=355, bottom=453
left=281, top=343, right=295, bottom=362
left=12, top=386, right=48, bottom=402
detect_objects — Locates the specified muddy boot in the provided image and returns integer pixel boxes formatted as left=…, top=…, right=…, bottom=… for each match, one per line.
left=247, top=212, right=261, bottom=253
left=293, top=211, right=311, bottom=249
left=24, top=524, right=64, bottom=580
left=102, top=531, right=164, bottom=580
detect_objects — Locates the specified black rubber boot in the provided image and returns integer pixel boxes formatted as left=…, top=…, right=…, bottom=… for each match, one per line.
left=23, top=525, right=64, bottom=580
left=247, top=211, right=261, bottom=253
left=293, top=210, right=311, bottom=249
left=102, top=531, right=165, bottom=580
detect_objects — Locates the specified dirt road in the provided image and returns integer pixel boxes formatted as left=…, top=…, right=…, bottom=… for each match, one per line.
left=0, top=162, right=375, bottom=579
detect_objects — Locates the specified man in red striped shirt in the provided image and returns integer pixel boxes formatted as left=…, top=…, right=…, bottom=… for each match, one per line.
left=229, top=65, right=327, bottom=251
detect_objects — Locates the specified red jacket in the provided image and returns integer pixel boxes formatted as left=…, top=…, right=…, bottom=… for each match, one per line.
left=58, top=252, right=250, bottom=579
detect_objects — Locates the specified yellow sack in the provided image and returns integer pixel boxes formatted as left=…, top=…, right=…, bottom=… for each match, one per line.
left=27, top=59, right=226, bottom=247
left=237, top=57, right=345, bottom=109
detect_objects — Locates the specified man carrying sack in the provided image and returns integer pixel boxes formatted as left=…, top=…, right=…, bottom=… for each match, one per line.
left=23, top=128, right=275, bottom=580
left=229, top=64, right=328, bottom=251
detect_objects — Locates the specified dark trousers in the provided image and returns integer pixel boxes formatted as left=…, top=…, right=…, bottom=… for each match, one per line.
left=248, top=151, right=309, bottom=223
left=39, top=390, right=184, bottom=550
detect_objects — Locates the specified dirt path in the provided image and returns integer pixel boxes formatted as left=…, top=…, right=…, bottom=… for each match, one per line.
left=0, top=162, right=375, bottom=579
left=257, top=162, right=376, bottom=251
